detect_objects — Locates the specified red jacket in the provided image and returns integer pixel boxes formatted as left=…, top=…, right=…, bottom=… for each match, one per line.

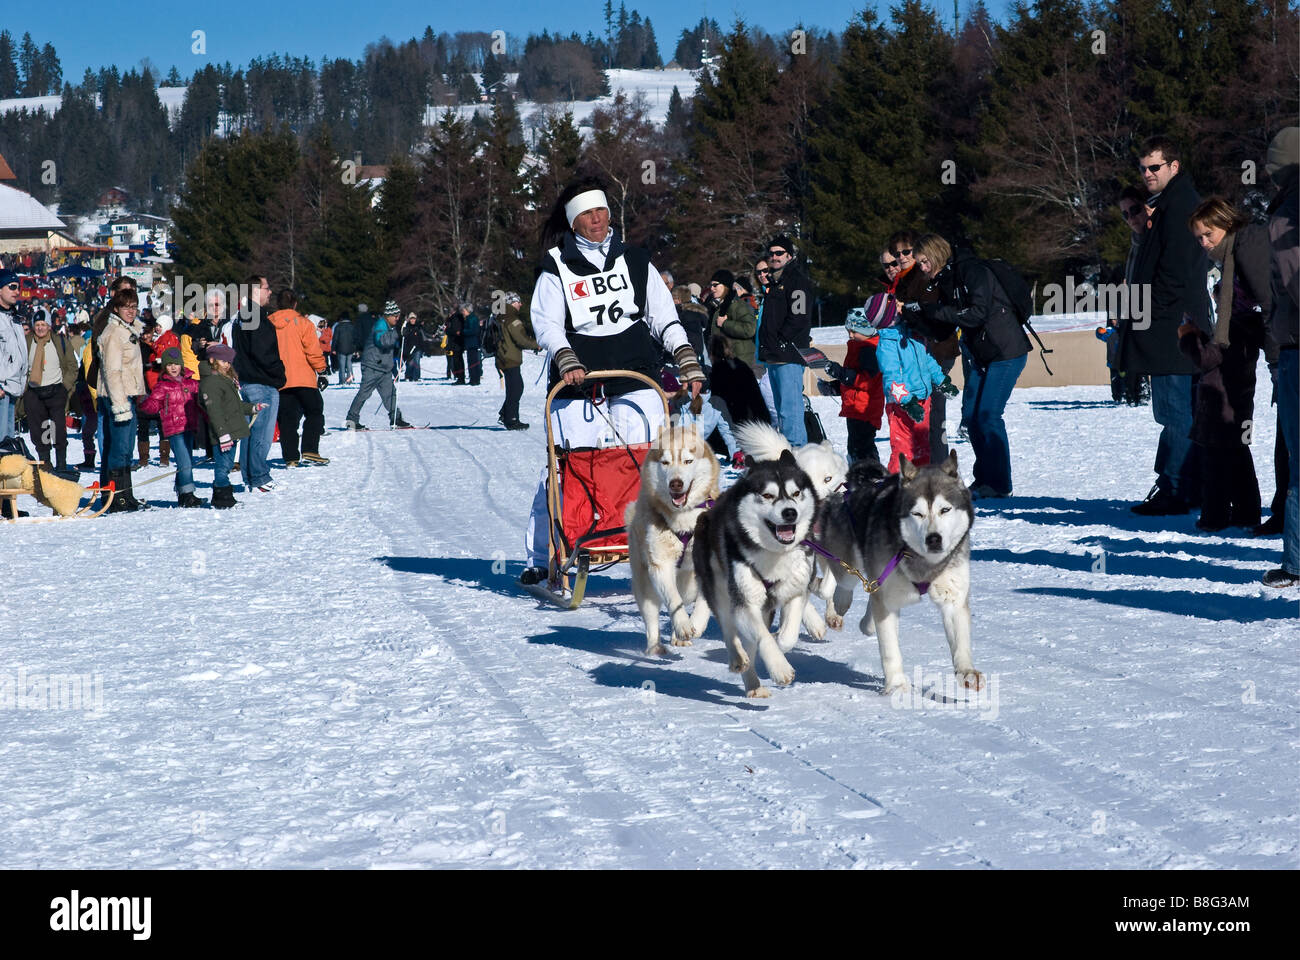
left=137, top=372, right=200, bottom=437
left=839, top=338, right=885, bottom=428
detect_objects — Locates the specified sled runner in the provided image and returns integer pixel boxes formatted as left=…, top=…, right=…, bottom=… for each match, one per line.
left=0, top=477, right=117, bottom=523
left=524, top=369, right=670, bottom=610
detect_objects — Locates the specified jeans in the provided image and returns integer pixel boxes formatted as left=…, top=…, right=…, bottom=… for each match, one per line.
left=1277, top=349, right=1299, bottom=574
left=213, top=444, right=236, bottom=489
left=767, top=362, right=807, bottom=446
left=337, top=353, right=354, bottom=385
left=961, top=347, right=1026, bottom=494
left=0, top=391, right=14, bottom=440
left=238, top=382, right=280, bottom=488
left=169, top=432, right=195, bottom=494
left=1150, top=374, right=1193, bottom=497
left=97, top=397, right=136, bottom=475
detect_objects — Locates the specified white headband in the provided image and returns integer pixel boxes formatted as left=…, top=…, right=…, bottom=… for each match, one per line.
left=564, top=190, right=608, bottom=227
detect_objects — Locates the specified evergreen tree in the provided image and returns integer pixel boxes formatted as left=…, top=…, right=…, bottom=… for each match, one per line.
left=534, top=110, right=582, bottom=205
left=457, top=71, right=481, bottom=104
left=0, top=31, right=17, bottom=99
left=40, top=43, right=60, bottom=94
left=18, top=33, right=39, bottom=96
left=164, top=66, right=182, bottom=86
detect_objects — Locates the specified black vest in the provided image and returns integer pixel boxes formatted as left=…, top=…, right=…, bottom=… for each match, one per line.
left=541, top=231, right=659, bottom=399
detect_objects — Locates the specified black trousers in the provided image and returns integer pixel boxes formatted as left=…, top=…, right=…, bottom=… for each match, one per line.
left=278, top=386, right=324, bottom=461
left=465, top=348, right=482, bottom=385
left=846, top=417, right=880, bottom=465
left=450, top=349, right=465, bottom=382
left=24, top=382, right=67, bottom=467
left=499, top=364, right=524, bottom=423
left=1198, top=440, right=1262, bottom=526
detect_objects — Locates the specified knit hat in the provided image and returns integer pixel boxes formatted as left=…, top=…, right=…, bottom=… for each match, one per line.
left=161, top=346, right=182, bottom=366
left=767, top=234, right=795, bottom=256
left=207, top=344, right=236, bottom=364
left=710, top=269, right=735, bottom=289
left=384, top=300, right=400, bottom=317
left=0, top=268, right=17, bottom=287
left=506, top=291, right=522, bottom=304
left=844, top=306, right=876, bottom=338
left=733, top=275, right=754, bottom=295
left=863, top=293, right=898, bottom=330
left=1266, top=126, right=1299, bottom=184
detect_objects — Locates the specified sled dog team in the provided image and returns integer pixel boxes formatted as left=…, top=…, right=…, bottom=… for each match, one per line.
left=626, top=420, right=980, bottom=699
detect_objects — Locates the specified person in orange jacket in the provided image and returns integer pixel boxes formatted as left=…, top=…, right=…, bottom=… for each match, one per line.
left=267, top=289, right=328, bottom=466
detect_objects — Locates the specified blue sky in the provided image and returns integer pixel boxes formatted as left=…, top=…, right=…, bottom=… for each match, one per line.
left=10, top=1, right=1011, bottom=82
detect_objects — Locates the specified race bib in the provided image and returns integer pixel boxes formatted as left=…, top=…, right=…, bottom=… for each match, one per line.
left=552, top=251, right=641, bottom=338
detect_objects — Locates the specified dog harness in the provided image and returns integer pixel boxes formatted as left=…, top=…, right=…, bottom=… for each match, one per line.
left=876, top=550, right=930, bottom=595
left=673, top=498, right=716, bottom=568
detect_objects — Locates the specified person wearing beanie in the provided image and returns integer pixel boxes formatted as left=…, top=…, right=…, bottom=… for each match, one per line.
left=199, top=344, right=262, bottom=507
left=1261, top=126, right=1300, bottom=586
left=344, top=299, right=410, bottom=429
left=518, top=176, right=705, bottom=586
left=0, top=268, right=27, bottom=458
left=818, top=304, right=886, bottom=465
left=757, top=234, right=818, bottom=446
left=138, top=342, right=204, bottom=506
left=96, top=286, right=151, bottom=512
left=495, top=292, right=540, bottom=430
left=22, top=310, right=79, bottom=478
left=137, top=317, right=180, bottom=468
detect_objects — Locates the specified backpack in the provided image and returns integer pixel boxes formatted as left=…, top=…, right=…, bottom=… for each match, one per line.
left=481, top=315, right=504, bottom=356
left=980, top=258, right=1054, bottom=375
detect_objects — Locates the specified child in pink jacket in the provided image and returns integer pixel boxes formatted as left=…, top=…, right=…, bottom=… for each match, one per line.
left=137, top=346, right=204, bottom=507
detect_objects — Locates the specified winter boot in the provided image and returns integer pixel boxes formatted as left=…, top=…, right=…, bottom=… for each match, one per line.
left=54, top=448, right=79, bottom=481
left=107, top=468, right=142, bottom=513
left=211, top=485, right=237, bottom=509
left=345, top=420, right=367, bottom=431
left=394, top=410, right=412, bottom=428
left=159, top=436, right=170, bottom=467
left=177, top=490, right=207, bottom=508
left=136, top=437, right=150, bottom=470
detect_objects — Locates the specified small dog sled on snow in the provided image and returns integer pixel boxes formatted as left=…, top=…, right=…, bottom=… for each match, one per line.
left=0, top=440, right=116, bottom=522
left=522, top=369, right=670, bottom=610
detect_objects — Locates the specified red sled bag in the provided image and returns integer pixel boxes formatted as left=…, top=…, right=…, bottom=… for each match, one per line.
left=559, top=443, right=649, bottom=553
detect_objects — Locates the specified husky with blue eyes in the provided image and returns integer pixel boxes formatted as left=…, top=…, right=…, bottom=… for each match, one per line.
left=818, top=452, right=981, bottom=695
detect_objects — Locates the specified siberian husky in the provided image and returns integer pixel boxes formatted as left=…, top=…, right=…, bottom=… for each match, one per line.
left=733, top=421, right=848, bottom=639
left=691, top=450, right=819, bottom=697
left=625, top=421, right=721, bottom=656
left=818, top=452, right=981, bottom=694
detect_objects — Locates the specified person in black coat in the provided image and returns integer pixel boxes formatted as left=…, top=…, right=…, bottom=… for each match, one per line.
left=757, top=235, right=816, bottom=446
left=332, top=313, right=356, bottom=385
left=904, top=234, right=1029, bottom=499
left=1179, top=198, right=1272, bottom=532
left=1120, top=136, right=1211, bottom=515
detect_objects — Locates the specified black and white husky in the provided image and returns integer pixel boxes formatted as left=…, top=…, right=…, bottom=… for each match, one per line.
left=817, top=452, right=982, bottom=694
left=692, top=450, right=819, bottom=698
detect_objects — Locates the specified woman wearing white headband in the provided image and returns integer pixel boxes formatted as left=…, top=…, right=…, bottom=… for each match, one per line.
left=519, top=177, right=705, bottom=585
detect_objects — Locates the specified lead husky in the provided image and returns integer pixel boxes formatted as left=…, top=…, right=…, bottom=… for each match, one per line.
left=818, top=452, right=981, bottom=694
left=626, top=421, right=721, bottom=656
left=732, top=421, right=848, bottom=640
left=692, top=450, right=819, bottom=697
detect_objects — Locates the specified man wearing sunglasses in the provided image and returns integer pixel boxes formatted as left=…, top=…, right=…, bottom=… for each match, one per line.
left=757, top=235, right=816, bottom=445
left=0, top=268, right=30, bottom=444
left=1122, top=135, right=1210, bottom=517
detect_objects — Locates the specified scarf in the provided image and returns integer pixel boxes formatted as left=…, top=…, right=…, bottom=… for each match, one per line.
left=29, top=332, right=51, bottom=385
left=1211, top=232, right=1236, bottom=346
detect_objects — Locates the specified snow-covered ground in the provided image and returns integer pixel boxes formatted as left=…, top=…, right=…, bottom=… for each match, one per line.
left=2, top=351, right=1295, bottom=868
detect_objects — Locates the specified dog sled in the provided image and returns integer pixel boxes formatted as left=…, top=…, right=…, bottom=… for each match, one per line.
left=522, top=369, right=670, bottom=610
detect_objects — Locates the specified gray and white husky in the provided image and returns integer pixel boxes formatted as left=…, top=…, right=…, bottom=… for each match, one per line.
left=817, top=452, right=982, bottom=694
left=692, top=449, right=819, bottom=698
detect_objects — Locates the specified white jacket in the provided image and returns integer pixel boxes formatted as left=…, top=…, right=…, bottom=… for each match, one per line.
left=0, top=310, right=29, bottom=399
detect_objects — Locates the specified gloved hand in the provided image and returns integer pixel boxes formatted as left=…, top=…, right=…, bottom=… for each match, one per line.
left=816, top=378, right=841, bottom=397
left=252, top=403, right=269, bottom=413
left=903, top=398, right=926, bottom=423
left=900, top=301, right=922, bottom=315
left=938, top=375, right=959, bottom=398
left=824, top=360, right=854, bottom=384
left=731, top=450, right=745, bottom=469
left=220, top=441, right=234, bottom=453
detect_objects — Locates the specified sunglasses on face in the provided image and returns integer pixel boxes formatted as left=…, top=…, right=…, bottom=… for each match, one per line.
left=882, top=258, right=900, bottom=269
left=893, top=248, right=913, bottom=257
left=1138, top=161, right=1167, bottom=174
left=756, top=269, right=771, bottom=276
left=1122, top=206, right=1143, bottom=219
left=767, top=250, right=788, bottom=258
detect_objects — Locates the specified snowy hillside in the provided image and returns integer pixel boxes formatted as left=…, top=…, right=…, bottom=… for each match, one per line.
left=2, top=351, right=1295, bottom=868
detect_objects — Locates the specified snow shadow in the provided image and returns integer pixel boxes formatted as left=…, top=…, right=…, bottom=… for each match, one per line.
left=975, top=495, right=1215, bottom=535
left=1023, top=399, right=1129, bottom=411
left=1015, top=586, right=1297, bottom=623
left=377, top=555, right=625, bottom=602
left=974, top=546, right=1270, bottom=586
left=587, top=661, right=768, bottom=710
left=700, top=647, right=885, bottom=693
left=527, top=624, right=651, bottom=661
left=1076, top=534, right=1280, bottom=563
